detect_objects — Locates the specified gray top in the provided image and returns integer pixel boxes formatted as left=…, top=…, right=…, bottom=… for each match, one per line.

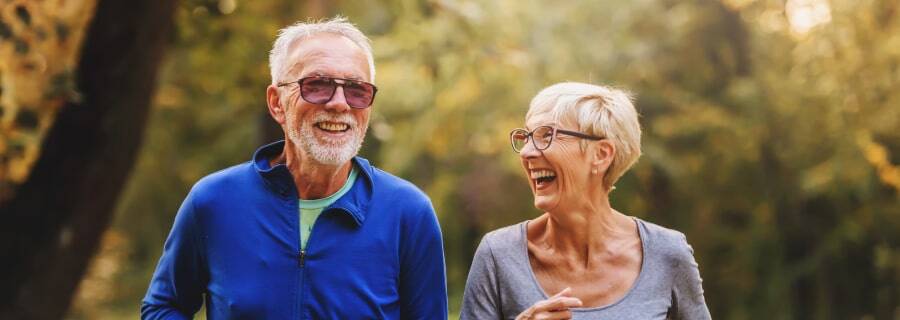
left=460, top=218, right=711, bottom=320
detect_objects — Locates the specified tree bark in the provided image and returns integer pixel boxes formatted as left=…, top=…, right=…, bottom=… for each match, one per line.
left=0, top=0, right=178, bottom=318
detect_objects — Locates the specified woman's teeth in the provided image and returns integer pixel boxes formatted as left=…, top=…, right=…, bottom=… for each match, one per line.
left=531, top=169, right=557, bottom=184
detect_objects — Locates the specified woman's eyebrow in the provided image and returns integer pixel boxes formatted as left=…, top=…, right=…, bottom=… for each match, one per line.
left=524, top=122, right=558, bottom=131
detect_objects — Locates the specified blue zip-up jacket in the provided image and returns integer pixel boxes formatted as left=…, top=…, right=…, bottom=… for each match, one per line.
left=142, top=141, right=448, bottom=319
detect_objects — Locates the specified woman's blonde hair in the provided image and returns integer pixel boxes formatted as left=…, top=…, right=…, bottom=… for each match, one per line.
left=527, top=82, right=642, bottom=189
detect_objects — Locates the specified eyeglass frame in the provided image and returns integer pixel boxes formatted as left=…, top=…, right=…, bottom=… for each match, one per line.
left=509, top=125, right=604, bottom=153
left=276, top=75, right=379, bottom=109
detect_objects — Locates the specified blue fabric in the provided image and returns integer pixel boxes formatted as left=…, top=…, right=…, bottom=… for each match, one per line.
left=142, top=141, right=448, bottom=319
left=298, top=164, right=358, bottom=250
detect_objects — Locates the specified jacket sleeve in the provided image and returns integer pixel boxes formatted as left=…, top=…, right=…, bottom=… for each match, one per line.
left=141, top=192, right=207, bottom=320
left=459, top=236, right=502, bottom=320
left=669, top=233, right=712, bottom=320
left=398, top=200, right=448, bottom=320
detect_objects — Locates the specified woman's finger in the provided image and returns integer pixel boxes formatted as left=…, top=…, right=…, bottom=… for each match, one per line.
left=537, top=287, right=580, bottom=310
left=549, top=287, right=572, bottom=298
left=534, top=309, right=573, bottom=320
left=517, top=288, right=583, bottom=320
left=535, top=296, right=583, bottom=311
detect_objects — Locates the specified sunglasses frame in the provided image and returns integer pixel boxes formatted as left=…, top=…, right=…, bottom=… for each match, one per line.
left=509, top=125, right=604, bottom=153
left=277, top=76, right=378, bottom=109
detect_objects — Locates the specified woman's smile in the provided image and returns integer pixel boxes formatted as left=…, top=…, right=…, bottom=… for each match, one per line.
left=530, top=168, right=558, bottom=190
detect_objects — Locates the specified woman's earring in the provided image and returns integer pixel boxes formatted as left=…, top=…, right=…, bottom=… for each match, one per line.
left=593, top=160, right=604, bottom=174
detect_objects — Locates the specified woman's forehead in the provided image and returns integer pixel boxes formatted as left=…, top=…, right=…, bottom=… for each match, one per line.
left=525, top=109, right=579, bottom=130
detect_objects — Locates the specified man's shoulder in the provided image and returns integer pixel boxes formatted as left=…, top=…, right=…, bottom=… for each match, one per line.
left=364, top=161, right=430, bottom=204
left=189, top=161, right=256, bottom=200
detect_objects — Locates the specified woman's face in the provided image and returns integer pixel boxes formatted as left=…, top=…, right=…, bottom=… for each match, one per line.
left=519, top=112, right=597, bottom=213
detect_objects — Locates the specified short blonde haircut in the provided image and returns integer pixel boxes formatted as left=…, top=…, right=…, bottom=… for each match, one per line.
left=268, top=16, right=375, bottom=85
left=526, top=82, right=642, bottom=189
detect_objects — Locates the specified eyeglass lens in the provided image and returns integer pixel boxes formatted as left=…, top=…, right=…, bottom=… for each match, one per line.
left=511, top=126, right=554, bottom=153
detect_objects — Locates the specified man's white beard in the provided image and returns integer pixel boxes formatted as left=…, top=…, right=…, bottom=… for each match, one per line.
left=286, top=111, right=366, bottom=166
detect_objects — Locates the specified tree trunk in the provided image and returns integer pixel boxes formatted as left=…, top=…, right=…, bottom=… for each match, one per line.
left=0, top=0, right=178, bottom=318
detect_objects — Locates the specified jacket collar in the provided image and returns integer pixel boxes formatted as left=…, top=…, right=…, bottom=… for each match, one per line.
left=253, top=140, right=375, bottom=227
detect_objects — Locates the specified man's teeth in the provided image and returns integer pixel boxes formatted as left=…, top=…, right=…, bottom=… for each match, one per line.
left=317, top=122, right=349, bottom=131
left=531, top=169, right=556, bottom=179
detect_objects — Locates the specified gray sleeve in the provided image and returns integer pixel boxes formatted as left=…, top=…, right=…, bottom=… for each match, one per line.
left=460, top=236, right=503, bottom=320
left=669, top=233, right=712, bottom=320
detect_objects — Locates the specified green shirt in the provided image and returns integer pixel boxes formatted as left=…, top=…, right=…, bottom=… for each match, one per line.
left=298, top=165, right=359, bottom=250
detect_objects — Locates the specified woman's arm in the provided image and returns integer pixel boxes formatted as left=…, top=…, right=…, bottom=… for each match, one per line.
left=460, top=236, right=503, bottom=320
left=669, top=233, right=712, bottom=320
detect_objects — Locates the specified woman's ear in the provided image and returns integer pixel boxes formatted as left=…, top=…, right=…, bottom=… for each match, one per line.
left=592, top=140, right=615, bottom=174
left=266, top=85, right=286, bottom=125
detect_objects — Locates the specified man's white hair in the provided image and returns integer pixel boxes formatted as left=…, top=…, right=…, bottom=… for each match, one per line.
left=527, top=82, right=642, bottom=189
left=268, top=16, right=375, bottom=85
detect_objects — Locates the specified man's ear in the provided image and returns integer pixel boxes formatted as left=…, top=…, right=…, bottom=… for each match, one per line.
left=266, top=85, right=286, bottom=125
left=592, top=140, right=616, bottom=173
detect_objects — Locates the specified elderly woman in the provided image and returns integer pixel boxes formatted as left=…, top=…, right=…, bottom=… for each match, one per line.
left=460, top=82, right=711, bottom=319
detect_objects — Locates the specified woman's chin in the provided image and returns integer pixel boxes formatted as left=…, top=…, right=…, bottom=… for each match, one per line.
left=532, top=195, right=558, bottom=212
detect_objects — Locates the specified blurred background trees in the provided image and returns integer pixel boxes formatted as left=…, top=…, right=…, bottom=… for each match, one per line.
left=0, top=0, right=176, bottom=318
left=29, top=0, right=898, bottom=319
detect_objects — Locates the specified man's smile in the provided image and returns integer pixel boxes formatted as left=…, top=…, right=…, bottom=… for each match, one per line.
left=315, top=121, right=350, bottom=133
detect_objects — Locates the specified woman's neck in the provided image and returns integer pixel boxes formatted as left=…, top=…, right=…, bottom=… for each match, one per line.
left=529, top=201, right=636, bottom=263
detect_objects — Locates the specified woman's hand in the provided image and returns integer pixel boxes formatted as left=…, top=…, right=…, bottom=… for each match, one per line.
left=515, top=287, right=583, bottom=320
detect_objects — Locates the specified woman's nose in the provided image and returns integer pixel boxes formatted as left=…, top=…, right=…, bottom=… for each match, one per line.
left=519, top=139, right=541, bottom=159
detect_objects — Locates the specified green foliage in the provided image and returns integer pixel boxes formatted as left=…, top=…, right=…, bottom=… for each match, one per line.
left=68, top=0, right=900, bottom=319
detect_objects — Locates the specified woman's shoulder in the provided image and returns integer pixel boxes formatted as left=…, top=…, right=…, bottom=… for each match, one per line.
left=479, top=221, right=527, bottom=252
left=635, top=218, right=697, bottom=266
left=470, top=221, right=532, bottom=280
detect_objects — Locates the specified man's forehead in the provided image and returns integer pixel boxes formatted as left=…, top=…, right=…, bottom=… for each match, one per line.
left=284, top=34, right=370, bottom=80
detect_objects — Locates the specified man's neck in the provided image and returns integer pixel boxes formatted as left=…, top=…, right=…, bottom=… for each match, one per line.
left=271, top=148, right=353, bottom=200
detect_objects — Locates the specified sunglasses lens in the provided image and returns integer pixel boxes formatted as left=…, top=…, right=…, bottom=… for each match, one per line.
left=297, top=77, right=376, bottom=108
left=344, top=81, right=375, bottom=108
left=300, top=78, right=336, bottom=104
left=511, top=130, right=528, bottom=152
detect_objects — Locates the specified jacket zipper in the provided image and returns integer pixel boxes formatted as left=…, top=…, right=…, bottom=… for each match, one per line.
left=299, top=250, right=306, bottom=267
left=295, top=200, right=305, bottom=319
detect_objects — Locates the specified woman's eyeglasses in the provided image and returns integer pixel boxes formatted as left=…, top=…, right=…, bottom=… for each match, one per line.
left=509, top=126, right=604, bottom=153
left=277, top=76, right=378, bottom=109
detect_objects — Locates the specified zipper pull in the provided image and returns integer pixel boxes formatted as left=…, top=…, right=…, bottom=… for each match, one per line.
left=299, top=250, right=306, bottom=267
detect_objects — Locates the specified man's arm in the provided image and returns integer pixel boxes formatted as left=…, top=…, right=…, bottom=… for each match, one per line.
left=141, top=193, right=207, bottom=320
left=398, top=200, right=448, bottom=320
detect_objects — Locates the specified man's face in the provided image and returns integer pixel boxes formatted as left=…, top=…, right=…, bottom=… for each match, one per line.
left=278, top=34, right=372, bottom=166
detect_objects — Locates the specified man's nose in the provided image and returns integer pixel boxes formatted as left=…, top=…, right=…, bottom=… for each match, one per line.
left=324, top=86, right=351, bottom=112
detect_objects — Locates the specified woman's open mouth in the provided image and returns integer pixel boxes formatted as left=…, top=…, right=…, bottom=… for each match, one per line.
left=530, top=169, right=557, bottom=189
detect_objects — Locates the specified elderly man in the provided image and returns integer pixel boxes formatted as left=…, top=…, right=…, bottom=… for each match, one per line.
left=142, top=17, right=448, bottom=319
